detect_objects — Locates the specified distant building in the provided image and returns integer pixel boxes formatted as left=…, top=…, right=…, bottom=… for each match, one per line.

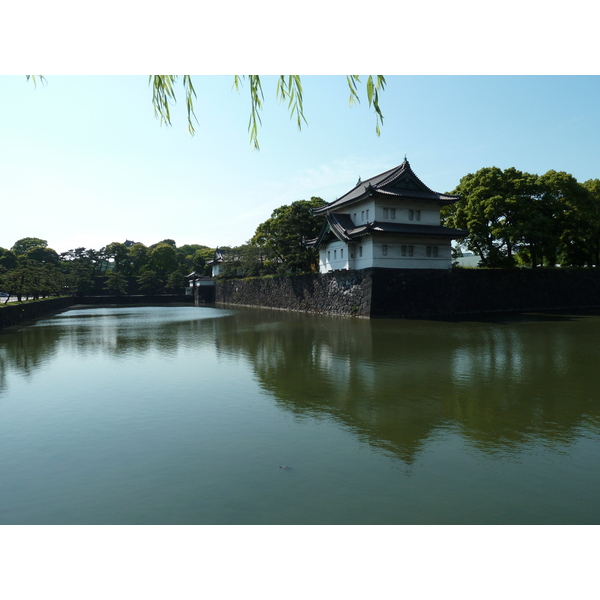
left=306, top=159, right=468, bottom=272
left=206, top=248, right=226, bottom=277
left=454, top=252, right=481, bottom=268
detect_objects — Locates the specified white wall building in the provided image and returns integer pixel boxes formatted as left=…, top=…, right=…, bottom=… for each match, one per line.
left=306, top=160, right=468, bottom=273
left=206, top=248, right=225, bottom=277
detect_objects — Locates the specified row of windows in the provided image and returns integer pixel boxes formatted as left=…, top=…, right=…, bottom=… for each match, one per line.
left=352, top=208, right=423, bottom=224
left=381, top=245, right=438, bottom=257
left=326, top=245, right=440, bottom=262
left=353, top=210, right=370, bottom=223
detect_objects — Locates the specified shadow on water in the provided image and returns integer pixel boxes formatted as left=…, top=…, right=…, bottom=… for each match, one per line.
left=2, top=304, right=600, bottom=466
left=412, top=309, right=600, bottom=324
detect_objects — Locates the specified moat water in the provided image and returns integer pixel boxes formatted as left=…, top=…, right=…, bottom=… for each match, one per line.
left=1, top=304, right=599, bottom=524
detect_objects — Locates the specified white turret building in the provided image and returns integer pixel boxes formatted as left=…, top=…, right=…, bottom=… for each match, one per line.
left=306, top=159, right=467, bottom=272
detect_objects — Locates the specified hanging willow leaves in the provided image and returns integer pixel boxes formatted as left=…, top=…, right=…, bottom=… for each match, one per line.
left=27, top=75, right=387, bottom=148
left=150, top=75, right=387, bottom=149
left=25, top=75, right=47, bottom=88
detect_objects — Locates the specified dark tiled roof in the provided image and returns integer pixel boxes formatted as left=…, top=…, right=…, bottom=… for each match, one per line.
left=314, top=159, right=460, bottom=215
left=206, top=247, right=225, bottom=266
left=306, top=213, right=467, bottom=250
left=365, top=221, right=468, bottom=238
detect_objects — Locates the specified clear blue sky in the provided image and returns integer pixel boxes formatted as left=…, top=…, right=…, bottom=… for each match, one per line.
left=1, top=75, right=598, bottom=254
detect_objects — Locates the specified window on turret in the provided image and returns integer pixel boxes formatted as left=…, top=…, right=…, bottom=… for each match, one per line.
left=416, top=210, right=421, bottom=221
left=401, top=245, right=407, bottom=256
left=408, top=246, right=414, bottom=256
left=366, top=209, right=369, bottom=221
left=390, top=208, right=396, bottom=219
left=383, top=208, right=389, bottom=219
left=334, top=250, right=337, bottom=259
left=359, top=246, right=363, bottom=257
left=382, top=245, right=388, bottom=256
left=341, top=249, right=344, bottom=259
left=409, top=210, right=414, bottom=221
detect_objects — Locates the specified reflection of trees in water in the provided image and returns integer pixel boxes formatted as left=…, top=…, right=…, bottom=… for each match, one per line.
left=0, top=306, right=227, bottom=396
left=3, top=305, right=599, bottom=463
left=0, top=323, right=63, bottom=397
left=54, top=308, right=223, bottom=358
left=447, top=318, right=600, bottom=451
left=216, top=310, right=600, bottom=463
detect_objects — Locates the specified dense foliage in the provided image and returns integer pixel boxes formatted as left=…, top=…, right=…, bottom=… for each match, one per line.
left=3, top=164, right=599, bottom=301
left=0, top=238, right=214, bottom=302
left=210, top=197, right=327, bottom=279
left=442, top=167, right=600, bottom=268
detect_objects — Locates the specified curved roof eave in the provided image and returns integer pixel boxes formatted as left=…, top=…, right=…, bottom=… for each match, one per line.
left=313, top=159, right=460, bottom=214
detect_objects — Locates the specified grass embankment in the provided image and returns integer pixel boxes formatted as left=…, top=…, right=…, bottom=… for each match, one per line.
left=0, top=296, right=67, bottom=307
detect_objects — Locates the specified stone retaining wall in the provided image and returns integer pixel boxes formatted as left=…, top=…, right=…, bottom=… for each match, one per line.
left=0, top=297, right=75, bottom=330
left=215, top=268, right=600, bottom=318
left=215, top=271, right=370, bottom=316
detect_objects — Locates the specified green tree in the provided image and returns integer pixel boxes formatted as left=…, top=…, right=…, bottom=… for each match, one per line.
left=0, top=248, right=17, bottom=270
left=66, top=261, right=95, bottom=296
left=583, top=179, right=600, bottom=266
left=166, top=270, right=186, bottom=293
left=149, top=243, right=178, bottom=278
left=11, top=237, right=48, bottom=256
left=443, top=167, right=597, bottom=269
left=104, top=242, right=130, bottom=273
left=137, top=270, right=164, bottom=294
left=60, top=247, right=100, bottom=294
left=251, top=197, right=327, bottom=274
left=25, top=246, right=60, bottom=265
left=537, top=170, right=596, bottom=267
left=104, top=272, right=128, bottom=295
left=128, top=243, right=150, bottom=277
left=442, top=167, right=540, bottom=268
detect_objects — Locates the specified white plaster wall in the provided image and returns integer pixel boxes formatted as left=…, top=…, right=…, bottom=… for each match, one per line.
left=351, top=238, right=375, bottom=270
left=320, top=239, right=350, bottom=272
left=346, top=200, right=376, bottom=225
left=320, top=236, right=452, bottom=271
left=343, top=199, right=441, bottom=226
left=371, top=237, right=452, bottom=269
left=395, top=203, right=441, bottom=225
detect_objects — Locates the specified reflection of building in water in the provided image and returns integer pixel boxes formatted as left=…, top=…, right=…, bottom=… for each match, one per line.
left=4, top=305, right=599, bottom=464
left=216, top=309, right=600, bottom=462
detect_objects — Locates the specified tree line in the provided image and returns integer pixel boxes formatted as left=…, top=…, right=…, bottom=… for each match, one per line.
left=0, top=238, right=215, bottom=302
left=214, top=197, right=327, bottom=279
left=443, top=167, right=600, bottom=268
left=0, top=197, right=328, bottom=303
left=3, top=164, right=600, bottom=303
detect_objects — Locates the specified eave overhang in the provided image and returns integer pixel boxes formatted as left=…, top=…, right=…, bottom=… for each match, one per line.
left=313, top=159, right=460, bottom=216
left=305, top=213, right=468, bottom=251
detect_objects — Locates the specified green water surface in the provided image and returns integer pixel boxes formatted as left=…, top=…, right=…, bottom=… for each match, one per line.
left=0, top=304, right=599, bottom=524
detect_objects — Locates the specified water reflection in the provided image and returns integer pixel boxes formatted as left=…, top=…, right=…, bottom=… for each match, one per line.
left=2, top=305, right=600, bottom=465
left=213, top=309, right=600, bottom=462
